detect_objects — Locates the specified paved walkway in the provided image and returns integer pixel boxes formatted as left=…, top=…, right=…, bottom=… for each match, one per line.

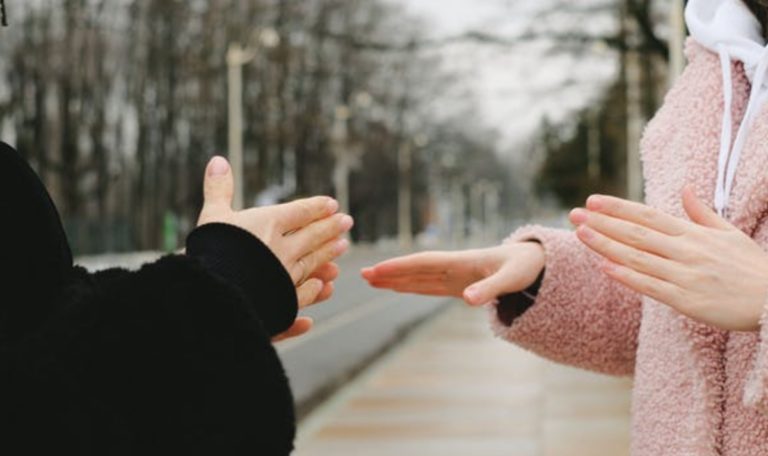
left=294, top=304, right=632, bottom=456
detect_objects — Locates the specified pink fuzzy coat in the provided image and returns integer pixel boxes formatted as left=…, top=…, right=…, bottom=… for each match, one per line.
left=491, top=39, right=768, bottom=455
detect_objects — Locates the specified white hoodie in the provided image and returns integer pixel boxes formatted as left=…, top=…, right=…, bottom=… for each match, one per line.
left=685, top=0, right=768, bottom=217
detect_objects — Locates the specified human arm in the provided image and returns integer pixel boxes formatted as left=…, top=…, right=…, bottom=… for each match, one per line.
left=568, top=186, right=768, bottom=413
left=568, top=186, right=768, bottom=332
left=362, top=228, right=642, bottom=376
left=0, top=152, right=352, bottom=454
left=3, top=248, right=299, bottom=455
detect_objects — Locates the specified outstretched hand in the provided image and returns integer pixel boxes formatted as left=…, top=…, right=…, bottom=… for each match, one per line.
left=361, top=242, right=545, bottom=306
left=570, top=186, right=768, bottom=332
left=197, top=156, right=354, bottom=340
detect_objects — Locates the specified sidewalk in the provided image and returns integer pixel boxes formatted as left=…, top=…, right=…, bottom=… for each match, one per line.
left=294, top=304, right=632, bottom=456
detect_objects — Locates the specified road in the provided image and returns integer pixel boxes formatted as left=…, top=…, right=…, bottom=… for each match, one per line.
left=76, top=243, right=454, bottom=418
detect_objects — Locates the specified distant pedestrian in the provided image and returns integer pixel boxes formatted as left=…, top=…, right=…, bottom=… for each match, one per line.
left=0, top=142, right=352, bottom=455
left=363, top=0, right=768, bottom=454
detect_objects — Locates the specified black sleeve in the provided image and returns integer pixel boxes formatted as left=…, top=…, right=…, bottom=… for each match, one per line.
left=3, top=252, right=297, bottom=455
left=186, top=222, right=298, bottom=337
left=1, top=141, right=298, bottom=454
left=496, top=267, right=545, bottom=326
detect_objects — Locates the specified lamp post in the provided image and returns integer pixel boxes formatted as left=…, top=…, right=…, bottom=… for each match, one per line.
left=484, top=181, right=502, bottom=242
left=669, top=0, right=686, bottom=85
left=398, top=134, right=429, bottom=250
left=331, top=92, right=371, bottom=218
left=624, top=5, right=644, bottom=202
left=226, top=43, right=254, bottom=210
left=331, top=105, right=352, bottom=215
left=226, top=28, right=279, bottom=210
left=398, top=140, right=413, bottom=250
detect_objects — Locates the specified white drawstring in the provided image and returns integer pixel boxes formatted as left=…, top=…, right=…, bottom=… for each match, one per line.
left=715, top=44, right=734, bottom=217
left=714, top=45, right=768, bottom=218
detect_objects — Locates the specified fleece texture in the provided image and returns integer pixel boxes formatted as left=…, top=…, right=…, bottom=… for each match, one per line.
left=0, top=143, right=297, bottom=455
left=490, top=39, right=768, bottom=455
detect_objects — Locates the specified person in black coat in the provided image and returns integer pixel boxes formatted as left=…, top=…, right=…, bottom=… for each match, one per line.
left=0, top=142, right=353, bottom=455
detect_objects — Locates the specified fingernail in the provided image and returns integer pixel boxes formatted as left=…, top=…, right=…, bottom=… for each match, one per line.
left=327, top=198, right=339, bottom=214
left=601, top=261, right=617, bottom=274
left=586, top=195, right=603, bottom=210
left=569, top=208, right=588, bottom=224
left=335, top=238, right=350, bottom=254
left=465, top=287, right=479, bottom=303
left=208, top=156, right=230, bottom=176
left=339, top=215, right=354, bottom=230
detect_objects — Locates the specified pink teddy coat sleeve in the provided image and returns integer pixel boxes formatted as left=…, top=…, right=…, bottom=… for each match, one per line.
left=488, top=226, right=642, bottom=376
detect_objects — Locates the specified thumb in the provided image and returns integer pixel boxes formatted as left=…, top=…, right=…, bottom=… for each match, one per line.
left=682, top=185, right=732, bottom=230
left=203, top=156, right=234, bottom=212
left=463, top=265, right=520, bottom=307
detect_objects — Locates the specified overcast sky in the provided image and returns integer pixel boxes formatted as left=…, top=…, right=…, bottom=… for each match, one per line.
left=388, top=0, right=620, bottom=154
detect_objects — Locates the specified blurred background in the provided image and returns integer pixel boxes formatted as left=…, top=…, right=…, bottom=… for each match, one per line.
left=0, top=0, right=683, bottom=255
left=0, top=1, right=687, bottom=454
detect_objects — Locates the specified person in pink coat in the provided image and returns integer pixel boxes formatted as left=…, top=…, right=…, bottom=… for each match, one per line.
left=363, top=0, right=768, bottom=454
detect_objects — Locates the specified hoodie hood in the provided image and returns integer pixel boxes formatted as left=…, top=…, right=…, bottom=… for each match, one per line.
left=685, top=0, right=768, bottom=217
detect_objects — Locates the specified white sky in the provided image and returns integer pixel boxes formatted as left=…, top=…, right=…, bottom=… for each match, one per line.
left=389, top=0, right=620, bottom=154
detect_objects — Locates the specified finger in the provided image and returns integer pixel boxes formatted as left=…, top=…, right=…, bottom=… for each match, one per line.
left=298, top=280, right=335, bottom=308
left=368, top=279, right=454, bottom=296
left=313, top=282, right=335, bottom=305
left=310, top=262, right=339, bottom=283
left=275, top=196, right=339, bottom=232
left=287, top=214, right=354, bottom=260
left=367, top=270, right=456, bottom=294
left=570, top=208, right=685, bottom=259
left=289, top=238, right=350, bottom=284
left=462, top=263, right=531, bottom=306
left=585, top=194, right=690, bottom=236
left=364, top=272, right=449, bottom=286
left=297, top=278, right=324, bottom=308
left=364, top=252, right=458, bottom=279
left=601, top=260, right=683, bottom=310
left=576, top=225, right=682, bottom=282
left=202, top=156, right=234, bottom=213
left=682, top=185, right=733, bottom=231
left=360, top=267, right=376, bottom=280
left=272, top=317, right=314, bottom=343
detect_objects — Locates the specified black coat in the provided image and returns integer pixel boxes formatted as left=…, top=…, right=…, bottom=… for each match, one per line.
left=0, top=142, right=298, bottom=455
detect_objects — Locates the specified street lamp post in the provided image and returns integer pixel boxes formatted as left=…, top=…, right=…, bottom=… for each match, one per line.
left=669, top=0, right=686, bottom=85
left=331, top=105, right=352, bottom=215
left=226, top=42, right=255, bottom=210
left=484, top=181, right=502, bottom=242
left=398, top=140, right=413, bottom=250
left=226, top=29, right=279, bottom=210
left=624, top=8, right=644, bottom=202
left=331, top=93, right=371, bottom=228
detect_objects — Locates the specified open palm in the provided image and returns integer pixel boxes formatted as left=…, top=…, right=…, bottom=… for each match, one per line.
left=197, top=156, right=353, bottom=340
left=362, top=242, right=545, bottom=306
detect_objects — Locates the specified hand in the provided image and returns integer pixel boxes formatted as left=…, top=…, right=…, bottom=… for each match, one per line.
left=361, top=242, right=545, bottom=306
left=197, top=156, right=354, bottom=340
left=569, top=186, right=768, bottom=332
left=273, top=262, right=339, bottom=342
